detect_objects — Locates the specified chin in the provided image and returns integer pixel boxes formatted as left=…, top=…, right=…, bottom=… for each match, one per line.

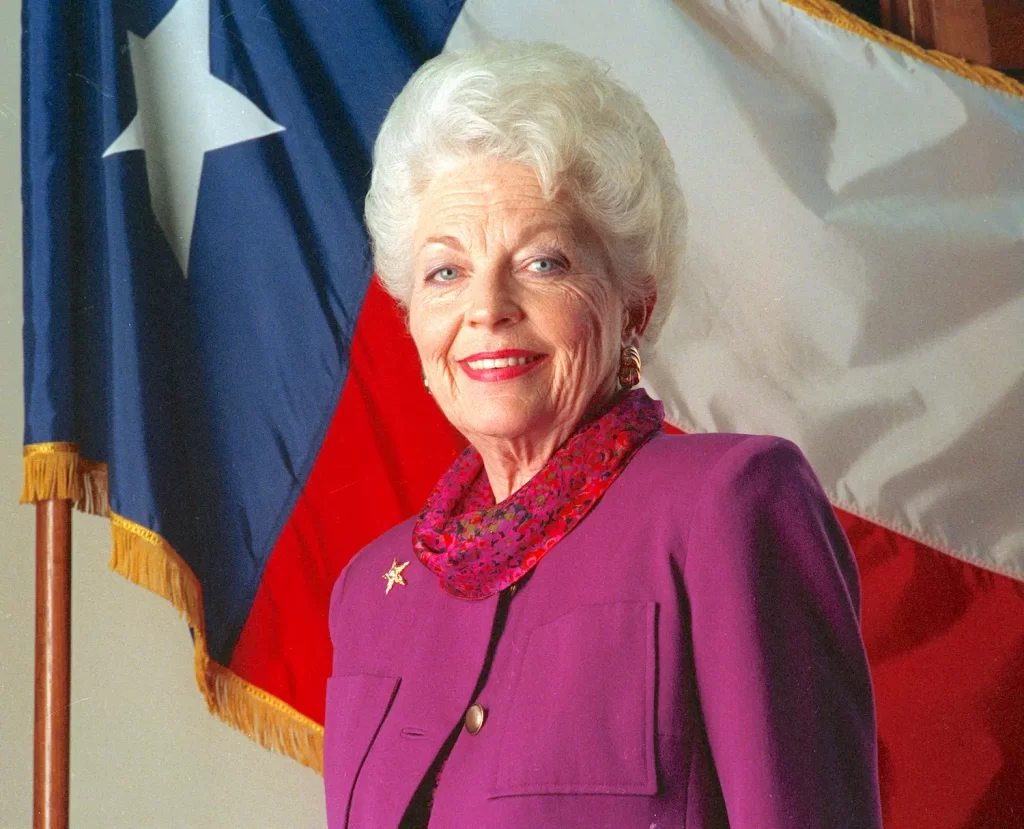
left=458, top=403, right=549, bottom=444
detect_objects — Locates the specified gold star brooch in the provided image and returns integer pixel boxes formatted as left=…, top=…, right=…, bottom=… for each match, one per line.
left=383, top=559, right=410, bottom=595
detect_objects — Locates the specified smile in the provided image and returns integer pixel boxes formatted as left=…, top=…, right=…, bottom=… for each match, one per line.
left=459, top=350, right=546, bottom=381
left=466, top=355, right=541, bottom=370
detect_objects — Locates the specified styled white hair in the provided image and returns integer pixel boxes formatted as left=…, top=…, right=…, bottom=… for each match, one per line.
left=364, top=40, right=686, bottom=349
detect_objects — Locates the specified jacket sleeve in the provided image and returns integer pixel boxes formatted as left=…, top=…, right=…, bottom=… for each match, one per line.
left=683, top=436, right=882, bottom=828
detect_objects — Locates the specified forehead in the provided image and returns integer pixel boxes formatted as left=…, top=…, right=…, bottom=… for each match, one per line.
left=415, top=159, right=577, bottom=241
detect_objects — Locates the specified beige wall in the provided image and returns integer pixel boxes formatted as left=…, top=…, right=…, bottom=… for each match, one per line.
left=0, top=5, right=327, bottom=826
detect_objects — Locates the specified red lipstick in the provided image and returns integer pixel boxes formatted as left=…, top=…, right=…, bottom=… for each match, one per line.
left=458, top=349, right=546, bottom=382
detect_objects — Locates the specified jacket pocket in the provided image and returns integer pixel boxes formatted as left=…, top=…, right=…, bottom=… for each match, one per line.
left=323, top=673, right=400, bottom=828
left=491, top=601, right=657, bottom=798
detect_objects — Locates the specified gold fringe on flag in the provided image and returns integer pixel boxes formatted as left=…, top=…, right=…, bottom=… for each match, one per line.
left=22, top=442, right=325, bottom=774
left=21, top=443, right=110, bottom=515
left=21, top=442, right=83, bottom=505
left=768, top=0, right=1024, bottom=99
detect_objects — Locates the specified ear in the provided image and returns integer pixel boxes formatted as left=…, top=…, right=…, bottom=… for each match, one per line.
left=624, top=285, right=657, bottom=341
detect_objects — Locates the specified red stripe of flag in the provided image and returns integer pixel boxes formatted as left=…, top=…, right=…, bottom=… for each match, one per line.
left=230, top=280, right=465, bottom=724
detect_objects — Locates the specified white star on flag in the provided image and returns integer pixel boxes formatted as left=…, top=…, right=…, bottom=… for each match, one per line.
left=103, top=0, right=285, bottom=278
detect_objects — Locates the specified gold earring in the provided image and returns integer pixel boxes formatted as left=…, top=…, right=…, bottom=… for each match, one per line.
left=618, top=344, right=641, bottom=388
left=422, top=372, right=430, bottom=393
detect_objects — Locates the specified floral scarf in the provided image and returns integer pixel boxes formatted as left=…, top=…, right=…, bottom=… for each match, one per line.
left=412, top=389, right=665, bottom=600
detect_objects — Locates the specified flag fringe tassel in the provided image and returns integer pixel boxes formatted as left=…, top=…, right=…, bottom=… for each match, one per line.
left=22, top=442, right=326, bottom=775
left=754, top=0, right=1024, bottom=99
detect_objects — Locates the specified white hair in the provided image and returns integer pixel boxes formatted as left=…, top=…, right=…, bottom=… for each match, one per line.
left=364, top=40, right=686, bottom=349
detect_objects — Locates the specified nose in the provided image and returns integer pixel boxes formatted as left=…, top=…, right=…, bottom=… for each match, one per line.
left=465, top=267, right=523, bottom=329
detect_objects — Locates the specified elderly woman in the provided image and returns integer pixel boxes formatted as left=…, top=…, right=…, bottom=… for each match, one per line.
left=325, top=41, right=882, bottom=829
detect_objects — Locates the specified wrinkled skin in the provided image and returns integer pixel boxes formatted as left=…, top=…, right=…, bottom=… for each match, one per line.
left=408, top=159, right=631, bottom=502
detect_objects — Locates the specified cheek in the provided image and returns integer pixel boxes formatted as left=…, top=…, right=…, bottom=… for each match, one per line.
left=554, top=284, right=621, bottom=374
left=408, top=299, right=455, bottom=366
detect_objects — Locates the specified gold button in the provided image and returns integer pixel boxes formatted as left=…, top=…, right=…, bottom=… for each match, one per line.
left=464, top=703, right=486, bottom=735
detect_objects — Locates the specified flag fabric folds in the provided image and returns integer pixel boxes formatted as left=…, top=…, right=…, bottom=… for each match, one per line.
left=22, top=0, right=1024, bottom=826
left=22, top=0, right=468, bottom=767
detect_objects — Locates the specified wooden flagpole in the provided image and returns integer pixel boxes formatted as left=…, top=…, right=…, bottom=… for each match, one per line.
left=34, top=498, right=71, bottom=829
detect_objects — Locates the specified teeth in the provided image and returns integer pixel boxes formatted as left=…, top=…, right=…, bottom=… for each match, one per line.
left=467, top=356, right=538, bottom=370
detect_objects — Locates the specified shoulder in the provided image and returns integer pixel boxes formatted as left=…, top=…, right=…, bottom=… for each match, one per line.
left=628, top=430, right=816, bottom=504
left=344, top=516, right=418, bottom=583
left=328, top=516, right=417, bottom=636
left=688, top=432, right=825, bottom=522
left=628, top=430, right=846, bottom=573
left=642, top=429, right=831, bottom=536
left=604, top=432, right=827, bottom=574
left=671, top=431, right=860, bottom=615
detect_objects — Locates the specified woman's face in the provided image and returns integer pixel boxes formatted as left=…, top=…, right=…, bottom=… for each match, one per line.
left=408, top=158, right=625, bottom=452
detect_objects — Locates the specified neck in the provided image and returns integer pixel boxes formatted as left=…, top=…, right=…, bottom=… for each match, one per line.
left=476, top=429, right=572, bottom=504
left=474, top=384, right=623, bottom=503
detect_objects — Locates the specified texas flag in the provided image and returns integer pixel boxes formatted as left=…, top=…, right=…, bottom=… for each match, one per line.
left=21, top=1, right=1024, bottom=827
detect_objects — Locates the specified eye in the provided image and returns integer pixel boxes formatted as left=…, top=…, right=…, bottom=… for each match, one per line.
left=526, top=256, right=565, bottom=275
left=428, top=266, right=459, bottom=283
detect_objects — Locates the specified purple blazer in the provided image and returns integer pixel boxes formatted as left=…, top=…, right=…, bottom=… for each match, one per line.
left=326, top=433, right=883, bottom=828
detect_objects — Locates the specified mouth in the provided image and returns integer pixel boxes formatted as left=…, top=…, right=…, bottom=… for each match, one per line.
left=458, top=349, right=546, bottom=381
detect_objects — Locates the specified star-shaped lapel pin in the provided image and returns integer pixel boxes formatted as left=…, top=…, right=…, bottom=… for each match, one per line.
left=383, top=560, right=410, bottom=595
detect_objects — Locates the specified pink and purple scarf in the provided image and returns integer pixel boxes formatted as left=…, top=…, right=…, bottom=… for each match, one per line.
left=413, top=389, right=664, bottom=600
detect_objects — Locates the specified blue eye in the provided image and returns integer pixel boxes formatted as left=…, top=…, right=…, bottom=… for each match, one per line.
left=430, top=266, right=459, bottom=283
left=528, top=257, right=562, bottom=274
